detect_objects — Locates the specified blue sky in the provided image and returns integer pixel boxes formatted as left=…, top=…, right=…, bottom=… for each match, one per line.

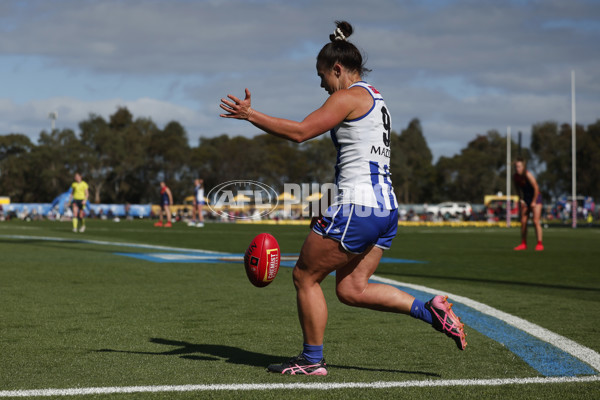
left=1, top=0, right=599, bottom=160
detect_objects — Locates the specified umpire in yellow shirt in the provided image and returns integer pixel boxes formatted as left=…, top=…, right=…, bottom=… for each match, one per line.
left=69, top=172, right=89, bottom=232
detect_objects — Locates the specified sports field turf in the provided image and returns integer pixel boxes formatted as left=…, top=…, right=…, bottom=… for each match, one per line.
left=0, top=220, right=598, bottom=399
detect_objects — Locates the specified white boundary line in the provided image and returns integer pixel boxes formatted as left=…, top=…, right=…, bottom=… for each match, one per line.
left=1, top=376, right=599, bottom=397
left=370, top=275, right=600, bottom=372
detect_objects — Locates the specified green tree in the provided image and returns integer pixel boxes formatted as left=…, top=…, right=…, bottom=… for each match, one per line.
left=301, top=135, right=336, bottom=184
left=0, top=134, right=35, bottom=201
left=579, top=120, right=600, bottom=199
left=530, top=121, right=570, bottom=199
left=4, top=110, right=599, bottom=208
left=531, top=120, right=600, bottom=200
left=116, top=117, right=158, bottom=203
left=253, top=134, right=307, bottom=188
left=108, top=110, right=158, bottom=203
left=79, top=109, right=158, bottom=204
left=434, top=130, right=524, bottom=203
left=79, top=113, right=113, bottom=204
left=148, top=120, right=191, bottom=202
left=28, top=129, right=86, bottom=201
left=190, top=134, right=232, bottom=191
left=393, top=119, right=435, bottom=203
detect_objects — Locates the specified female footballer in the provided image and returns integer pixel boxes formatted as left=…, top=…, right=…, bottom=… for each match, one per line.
left=513, top=157, right=544, bottom=251
left=69, top=172, right=89, bottom=233
left=154, top=181, right=173, bottom=228
left=220, top=21, right=466, bottom=375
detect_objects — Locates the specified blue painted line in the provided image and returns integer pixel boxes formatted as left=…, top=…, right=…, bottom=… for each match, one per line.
left=281, top=261, right=296, bottom=267
left=382, top=283, right=596, bottom=377
left=113, top=252, right=243, bottom=264
left=380, top=257, right=426, bottom=264
left=452, top=302, right=596, bottom=376
left=114, top=251, right=425, bottom=267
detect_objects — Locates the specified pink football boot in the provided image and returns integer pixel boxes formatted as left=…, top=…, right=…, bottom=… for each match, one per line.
left=425, top=295, right=467, bottom=350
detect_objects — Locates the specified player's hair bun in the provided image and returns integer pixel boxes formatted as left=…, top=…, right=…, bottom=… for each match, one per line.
left=329, top=20, right=353, bottom=42
left=318, top=20, right=369, bottom=76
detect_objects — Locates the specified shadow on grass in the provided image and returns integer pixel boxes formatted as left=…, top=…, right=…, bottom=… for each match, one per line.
left=378, top=271, right=600, bottom=293
left=98, top=338, right=283, bottom=366
left=97, top=338, right=440, bottom=377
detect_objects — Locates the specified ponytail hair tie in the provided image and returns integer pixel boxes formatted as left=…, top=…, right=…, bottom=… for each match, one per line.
left=334, top=27, right=346, bottom=41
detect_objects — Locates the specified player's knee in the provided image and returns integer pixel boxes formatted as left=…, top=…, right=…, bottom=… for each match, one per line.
left=336, top=285, right=362, bottom=307
left=336, top=289, right=355, bottom=306
left=292, top=260, right=312, bottom=290
left=292, top=265, right=303, bottom=289
left=293, top=259, right=330, bottom=290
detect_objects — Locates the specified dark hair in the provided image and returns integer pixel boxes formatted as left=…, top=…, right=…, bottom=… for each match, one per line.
left=514, top=157, right=527, bottom=176
left=316, top=20, right=370, bottom=76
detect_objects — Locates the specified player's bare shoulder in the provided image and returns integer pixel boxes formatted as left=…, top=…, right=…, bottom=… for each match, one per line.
left=345, top=85, right=374, bottom=119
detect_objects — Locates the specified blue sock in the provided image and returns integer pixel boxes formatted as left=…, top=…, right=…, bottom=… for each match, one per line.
left=302, top=343, right=323, bottom=363
left=410, top=299, right=433, bottom=324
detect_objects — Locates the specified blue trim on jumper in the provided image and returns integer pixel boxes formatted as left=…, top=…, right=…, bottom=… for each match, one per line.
left=382, top=163, right=396, bottom=208
left=345, top=83, right=377, bottom=122
left=369, top=160, right=387, bottom=207
left=330, top=128, right=341, bottom=185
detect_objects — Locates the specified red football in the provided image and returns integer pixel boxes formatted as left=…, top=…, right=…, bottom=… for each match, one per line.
left=244, top=233, right=280, bottom=287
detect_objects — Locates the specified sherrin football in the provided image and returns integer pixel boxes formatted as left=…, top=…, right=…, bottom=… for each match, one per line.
left=244, top=233, right=280, bottom=287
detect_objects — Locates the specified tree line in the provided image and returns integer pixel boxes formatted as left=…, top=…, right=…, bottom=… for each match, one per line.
left=1, top=107, right=598, bottom=204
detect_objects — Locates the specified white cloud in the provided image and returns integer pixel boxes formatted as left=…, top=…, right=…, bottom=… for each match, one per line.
left=0, top=97, right=212, bottom=142
left=0, top=0, right=599, bottom=160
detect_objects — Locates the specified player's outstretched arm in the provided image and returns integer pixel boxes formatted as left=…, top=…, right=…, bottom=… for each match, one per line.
left=219, top=88, right=351, bottom=143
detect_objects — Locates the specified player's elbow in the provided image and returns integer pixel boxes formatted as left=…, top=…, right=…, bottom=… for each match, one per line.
left=291, top=135, right=307, bottom=144
left=281, top=131, right=307, bottom=143
left=292, top=129, right=322, bottom=143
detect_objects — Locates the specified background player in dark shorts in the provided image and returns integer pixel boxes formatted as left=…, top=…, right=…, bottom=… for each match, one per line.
left=513, top=157, right=543, bottom=251
left=154, top=181, right=173, bottom=228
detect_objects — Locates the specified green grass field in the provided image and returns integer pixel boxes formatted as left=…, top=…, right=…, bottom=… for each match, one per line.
left=0, top=220, right=599, bottom=399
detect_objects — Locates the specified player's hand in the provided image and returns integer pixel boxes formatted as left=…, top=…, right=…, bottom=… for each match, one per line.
left=219, top=88, right=253, bottom=120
